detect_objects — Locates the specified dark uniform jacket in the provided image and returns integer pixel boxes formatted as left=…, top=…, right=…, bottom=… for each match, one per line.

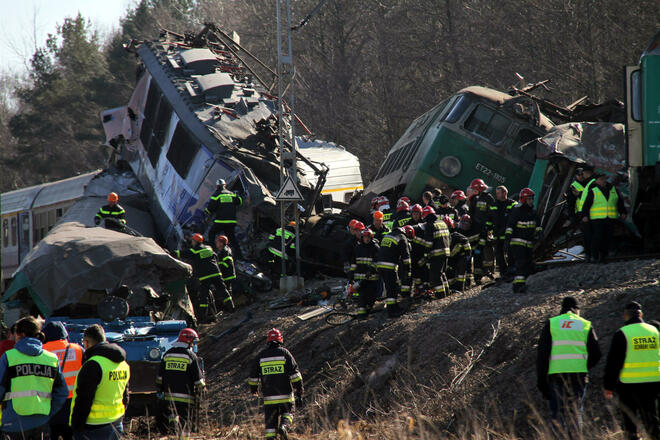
left=248, top=343, right=303, bottom=403
left=505, top=203, right=542, bottom=247
left=536, top=314, right=601, bottom=396
left=176, top=244, right=223, bottom=280
left=410, top=223, right=427, bottom=264
left=391, top=211, right=412, bottom=228
left=491, top=198, right=517, bottom=239
left=468, top=192, right=495, bottom=233
left=353, top=241, right=380, bottom=282
left=566, top=177, right=591, bottom=218
left=156, top=342, right=205, bottom=403
left=95, top=204, right=126, bottom=229
left=455, top=200, right=469, bottom=217
left=205, top=188, right=242, bottom=223
left=580, top=182, right=626, bottom=220
left=376, top=229, right=411, bottom=272
left=603, top=316, right=653, bottom=391
left=449, top=232, right=471, bottom=259
left=423, top=213, right=451, bottom=258
left=436, top=206, right=459, bottom=223
left=368, top=223, right=391, bottom=243
left=342, top=236, right=359, bottom=276
left=70, top=342, right=129, bottom=431
left=217, top=246, right=236, bottom=281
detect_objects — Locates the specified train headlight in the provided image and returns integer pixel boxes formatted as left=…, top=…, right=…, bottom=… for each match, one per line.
left=148, top=347, right=161, bottom=360
left=438, top=155, right=462, bottom=177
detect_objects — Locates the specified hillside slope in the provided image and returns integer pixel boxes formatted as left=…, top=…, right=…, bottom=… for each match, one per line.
left=195, top=259, right=660, bottom=439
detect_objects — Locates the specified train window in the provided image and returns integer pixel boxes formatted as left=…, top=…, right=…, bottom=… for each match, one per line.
left=402, top=141, right=421, bottom=172
left=442, top=95, right=471, bottom=123
left=510, top=128, right=539, bottom=165
left=630, top=70, right=641, bottom=122
left=167, top=123, right=200, bottom=179
left=148, top=98, right=173, bottom=167
left=56, top=208, right=63, bottom=218
left=140, top=82, right=161, bottom=154
left=22, top=216, right=29, bottom=244
left=464, top=105, right=511, bottom=144
left=10, top=217, right=17, bottom=246
left=47, top=210, right=56, bottom=230
left=2, top=219, right=8, bottom=248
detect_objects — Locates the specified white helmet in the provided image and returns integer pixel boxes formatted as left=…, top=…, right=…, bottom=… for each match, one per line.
left=216, top=178, right=226, bottom=186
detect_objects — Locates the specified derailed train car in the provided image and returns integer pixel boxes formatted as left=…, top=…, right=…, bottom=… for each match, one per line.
left=101, top=25, right=362, bottom=250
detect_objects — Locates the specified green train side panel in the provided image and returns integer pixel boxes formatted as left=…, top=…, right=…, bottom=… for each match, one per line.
left=527, top=159, right=548, bottom=209
left=642, top=55, right=660, bottom=165
left=405, top=128, right=533, bottom=195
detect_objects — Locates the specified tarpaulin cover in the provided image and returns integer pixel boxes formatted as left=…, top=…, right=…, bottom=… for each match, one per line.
left=3, top=222, right=192, bottom=317
left=535, top=122, right=626, bottom=173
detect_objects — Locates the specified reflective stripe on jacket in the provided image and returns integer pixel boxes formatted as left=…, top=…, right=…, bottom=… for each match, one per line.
left=4, top=349, right=59, bottom=416
left=548, top=313, right=591, bottom=374
left=619, top=323, right=660, bottom=384
left=72, top=355, right=129, bottom=425
left=589, top=186, right=619, bottom=220
left=43, top=340, right=84, bottom=399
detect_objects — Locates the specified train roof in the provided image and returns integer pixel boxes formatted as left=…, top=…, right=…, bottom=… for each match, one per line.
left=459, top=86, right=554, bottom=130
left=1, top=171, right=99, bottom=215
left=297, top=138, right=363, bottom=190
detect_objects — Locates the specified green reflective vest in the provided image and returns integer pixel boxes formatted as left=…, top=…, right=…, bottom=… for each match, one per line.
left=589, top=186, right=619, bottom=220
left=548, top=313, right=591, bottom=374
left=576, top=178, right=595, bottom=213
left=571, top=180, right=585, bottom=213
left=4, top=349, right=59, bottom=416
left=619, top=323, right=660, bottom=384
left=71, top=355, right=130, bottom=425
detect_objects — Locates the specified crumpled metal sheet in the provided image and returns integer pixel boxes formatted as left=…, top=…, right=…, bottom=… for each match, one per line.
left=535, top=122, right=626, bottom=173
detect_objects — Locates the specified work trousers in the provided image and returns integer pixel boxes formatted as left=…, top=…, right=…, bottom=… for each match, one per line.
left=156, top=399, right=195, bottom=434
left=398, top=264, right=411, bottom=297
left=190, top=279, right=217, bottom=323
left=202, top=277, right=235, bottom=313
left=510, top=245, right=533, bottom=293
left=73, top=420, right=123, bottom=440
left=494, top=237, right=508, bottom=275
left=579, top=221, right=592, bottom=260
left=2, top=426, right=50, bottom=440
left=411, top=258, right=428, bottom=290
left=589, top=219, right=613, bottom=263
left=447, top=254, right=470, bottom=292
left=378, top=268, right=400, bottom=316
left=357, top=280, right=379, bottom=317
left=264, top=403, right=293, bottom=439
left=428, top=256, right=449, bottom=298
left=616, top=382, right=660, bottom=440
left=210, top=223, right=241, bottom=259
left=473, top=236, right=494, bottom=281
left=50, top=397, right=73, bottom=440
left=548, top=374, right=586, bottom=440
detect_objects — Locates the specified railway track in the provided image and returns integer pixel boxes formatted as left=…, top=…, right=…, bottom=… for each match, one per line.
left=536, top=252, right=660, bottom=268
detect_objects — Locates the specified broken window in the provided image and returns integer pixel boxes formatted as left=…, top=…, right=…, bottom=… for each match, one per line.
left=167, top=123, right=200, bottom=179
left=464, top=105, right=511, bottom=144
left=511, top=128, right=538, bottom=165
left=441, top=94, right=471, bottom=124
left=141, top=80, right=166, bottom=168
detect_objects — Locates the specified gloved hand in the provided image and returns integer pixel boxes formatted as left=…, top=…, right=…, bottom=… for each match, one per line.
left=94, top=217, right=101, bottom=226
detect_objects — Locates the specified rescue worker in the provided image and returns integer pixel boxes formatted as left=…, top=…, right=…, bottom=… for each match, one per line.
left=175, top=234, right=228, bottom=323
left=376, top=227, right=412, bottom=317
left=491, top=185, right=517, bottom=276
left=205, top=179, right=243, bottom=258
left=342, top=220, right=362, bottom=282
left=467, top=179, right=496, bottom=283
left=450, top=190, right=469, bottom=217
left=457, top=215, right=475, bottom=287
left=407, top=204, right=423, bottom=226
left=43, top=321, right=85, bottom=440
left=94, top=192, right=126, bottom=232
left=248, top=329, right=303, bottom=440
left=421, top=206, right=451, bottom=298
left=216, top=235, right=237, bottom=303
left=369, top=211, right=390, bottom=243
left=421, top=191, right=438, bottom=212
left=604, top=302, right=660, bottom=440
left=156, top=328, right=205, bottom=434
left=376, top=196, right=394, bottom=229
left=505, top=188, right=542, bottom=293
left=409, top=219, right=428, bottom=294
left=436, top=195, right=459, bottom=223
left=392, top=199, right=412, bottom=228
left=446, top=216, right=471, bottom=292
left=580, top=173, right=626, bottom=264
left=353, top=229, right=380, bottom=318
left=537, top=297, right=601, bottom=437
left=0, top=317, right=68, bottom=440
left=70, top=324, right=129, bottom=440
left=267, top=222, right=297, bottom=277
left=571, top=166, right=595, bottom=261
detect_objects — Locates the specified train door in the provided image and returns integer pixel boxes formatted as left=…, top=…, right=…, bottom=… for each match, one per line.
left=18, top=212, right=31, bottom=262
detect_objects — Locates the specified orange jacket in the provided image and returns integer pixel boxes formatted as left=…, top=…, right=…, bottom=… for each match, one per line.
left=43, top=339, right=84, bottom=399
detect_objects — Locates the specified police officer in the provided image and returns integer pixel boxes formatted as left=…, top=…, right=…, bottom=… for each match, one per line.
left=205, top=179, right=243, bottom=258
left=0, top=317, right=68, bottom=440
left=43, top=321, right=85, bottom=440
left=505, top=188, right=542, bottom=293
left=267, top=222, right=298, bottom=277
left=353, top=229, right=380, bottom=318
left=604, top=302, right=660, bottom=440
left=580, top=173, right=626, bottom=264
left=570, top=166, right=596, bottom=261
left=446, top=216, right=471, bottom=293
left=421, top=207, right=451, bottom=298
left=376, top=227, right=412, bottom=317
left=216, top=235, right=237, bottom=305
left=248, top=329, right=303, bottom=440
left=94, top=193, right=127, bottom=232
left=369, top=211, right=390, bottom=243
left=467, top=179, right=496, bottom=283
left=536, top=297, right=601, bottom=437
left=70, top=324, right=130, bottom=440
left=491, top=186, right=517, bottom=276
left=156, top=328, right=205, bottom=434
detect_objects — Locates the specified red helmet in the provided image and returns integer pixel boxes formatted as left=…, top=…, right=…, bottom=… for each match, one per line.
left=354, top=221, right=366, bottom=231
left=396, top=200, right=410, bottom=212
left=442, top=216, right=455, bottom=229
left=377, top=196, right=390, bottom=210
left=178, top=328, right=199, bottom=345
left=458, top=214, right=472, bottom=230
left=370, top=197, right=379, bottom=209
left=361, top=229, right=374, bottom=239
left=421, top=206, right=435, bottom=219
left=216, top=235, right=229, bottom=246
left=107, top=192, right=119, bottom=203
left=470, top=178, right=488, bottom=192
left=410, top=204, right=423, bottom=213
left=450, top=190, right=466, bottom=201
left=192, top=233, right=204, bottom=243
left=520, top=187, right=535, bottom=203
left=348, top=219, right=359, bottom=229
left=398, top=196, right=411, bottom=205
left=267, top=328, right=283, bottom=343
left=402, top=225, right=415, bottom=239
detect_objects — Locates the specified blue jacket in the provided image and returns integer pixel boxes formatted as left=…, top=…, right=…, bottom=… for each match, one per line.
left=0, top=337, right=68, bottom=432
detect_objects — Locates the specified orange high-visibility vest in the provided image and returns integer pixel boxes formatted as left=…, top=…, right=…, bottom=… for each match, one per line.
left=43, top=340, right=84, bottom=399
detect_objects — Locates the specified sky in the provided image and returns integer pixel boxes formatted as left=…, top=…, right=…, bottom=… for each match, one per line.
left=0, top=0, right=132, bottom=73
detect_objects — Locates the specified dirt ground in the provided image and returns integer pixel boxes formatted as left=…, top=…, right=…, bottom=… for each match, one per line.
left=140, top=258, right=660, bottom=439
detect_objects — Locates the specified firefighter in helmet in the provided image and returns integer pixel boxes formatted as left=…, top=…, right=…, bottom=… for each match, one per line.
left=95, top=192, right=127, bottom=232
